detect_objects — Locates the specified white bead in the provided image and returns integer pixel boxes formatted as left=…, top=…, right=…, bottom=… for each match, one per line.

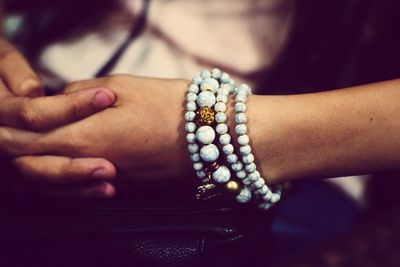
left=214, top=102, right=226, bottom=112
left=231, top=162, right=243, bottom=172
left=227, top=154, right=238, bottom=164
left=197, top=91, right=216, bottom=108
left=211, top=68, right=222, bottom=79
left=188, top=84, right=199, bottom=94
left=248, top=171, right=261, bottom=182
left=234, top=102, right=247, bottom=112
left=188, top=143, right=199, bottom=154
left=185, top=122, right=196, bottom=133
left=237, top=84, right=252, bottom=95
left=190, top=153, right=200, bottom=162
left=260, top=186, right=272, bottom=197
left=238, top=135, right=250, bottom=145
left=236, top=188, right=252, bottom=203
left=235, top=113, right=247, bottom=124
left=219, top=134, right=231, bottom=145
left=192, top=75, right=202, bottom=85
left=193, top=162, right=203, bottom=171
left=212, top=165, right=231, bottom=184
left=271, top=193, right=281, bottom=203
left=216, top=123, right=228, bottom=135
left=216, top=94, right=228, bottom=103
left=186, top=101, right=197, bottom=111
left=235, top=124, right=247, bottom=135
left=219, top=84, right=232, bottom=95
left=186, top=93, right=197, bottom=102
left=196, top=171, right=206, bottom=179
left=243, top=153, right=255, bottom=164
left=235, top=93, right=247, bottom=103
left=236, top=170, right=247, bottom=179
left=215, top=112, right=227, bottom=123
left=254, top=178, right=265, bottom=189
left=242, top=178, right=252, bottom=185
left=222, top=144, right=234, bottom=155
left=200, top=69, right=211, bottom=79
left=200, top=144, right=219, bottom=162
left=200, top=78, right=219, bottom=93
left=258, top=202, right=272, bottom=210
left=186, top=133, right=196, bottom=144
left=240, top=145, right=251, bottom=155
left=245, top=163, right=256, bottom=173
left=196, top=126, right=215, bottom=145
left=220, top=73, right=231, bottom=84
left=185, top=111, right=196, bottom=122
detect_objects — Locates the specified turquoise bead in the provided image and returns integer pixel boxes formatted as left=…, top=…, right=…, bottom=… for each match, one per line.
left=215, top=112, right=227, bottom=123
left=201, top=69, right=212, bottom=79
left=192, top=75, right=202, bottom=85
left=212, top=165, right=231, bottom=183
left=197, top=91, right=216, bottom=108
left=188, top=84, right=200, bottom=94
left=211, top=68, right=222, bottom=79
left=200, top=78, right=219, bottom=93
left=236, top=188, right=251, bottom=203
left=185, top=122, right=196, bottom=133
left=196, top=126, right=216, bottom=145
left=219, top=134, right=231, bottom=145
left=200, top=144, right=219, bottom=162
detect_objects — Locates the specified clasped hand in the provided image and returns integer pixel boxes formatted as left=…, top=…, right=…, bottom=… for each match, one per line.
left=0, top=75, right=190, bottom=199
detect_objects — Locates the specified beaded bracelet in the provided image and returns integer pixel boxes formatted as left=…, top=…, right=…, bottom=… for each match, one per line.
left=185, top=69, right=240, bottom=200
left=185, top=69, right=282, bottom=209
left=233, top=84, right=282, bottom=209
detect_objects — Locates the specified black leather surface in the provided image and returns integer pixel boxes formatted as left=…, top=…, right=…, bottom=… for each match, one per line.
left=0, top=194, right=275, bottom=267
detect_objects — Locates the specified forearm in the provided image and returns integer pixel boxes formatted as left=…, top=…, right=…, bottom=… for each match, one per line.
left=246, top=79, right=400, bottom=183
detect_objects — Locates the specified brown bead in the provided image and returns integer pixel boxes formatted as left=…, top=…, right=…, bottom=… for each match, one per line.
left=196, top=107, right=215, bottom=125
left=204, top=162, right=220, bottom=176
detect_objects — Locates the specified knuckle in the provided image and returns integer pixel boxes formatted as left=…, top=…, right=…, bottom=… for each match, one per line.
left=20, top=101, right=44, bottom=130
left=70, top=98, right=88, bottom=119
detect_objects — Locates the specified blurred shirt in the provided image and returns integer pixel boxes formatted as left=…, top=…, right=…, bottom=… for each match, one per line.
left=37, top=0, right=366, bottom=204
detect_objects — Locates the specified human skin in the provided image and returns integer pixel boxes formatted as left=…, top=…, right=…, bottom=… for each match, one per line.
left=0, top=2, right=122, bottom=198
left=1, top=75, right=400, bottom=198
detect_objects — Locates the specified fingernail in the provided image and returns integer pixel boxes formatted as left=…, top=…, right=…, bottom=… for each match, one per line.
left=92, top=168, right=113, bottom=179
left=92, top=89, right=115, bottom=109
left=92, top=183, right=116, bottom=198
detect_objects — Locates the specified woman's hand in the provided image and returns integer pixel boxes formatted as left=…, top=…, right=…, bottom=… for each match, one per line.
left=0, top=38, right=43, bottom=96
left=0, top=80, right=118, bottom=198
left=1, top=75, right=191, bottom=184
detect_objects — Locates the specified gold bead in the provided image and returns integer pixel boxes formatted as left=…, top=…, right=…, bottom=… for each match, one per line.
left=225, top=181, right=240, bottom=193
left=196, top=107, right=215, bottom=125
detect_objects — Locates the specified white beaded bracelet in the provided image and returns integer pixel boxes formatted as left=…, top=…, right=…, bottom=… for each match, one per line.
left=185, top=69, right=282, bottom=209
left=185, top=69, right=238, bottom=200
left=233, top=84, right=283, bottom=209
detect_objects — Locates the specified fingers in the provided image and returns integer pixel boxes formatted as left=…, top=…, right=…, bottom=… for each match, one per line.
left=13, top=156, right=116, bottom=186
left=0, top=127, right=43, bottom=156
left=11, top=155, right=117, bottom=199
left=0, top=81, right=116, bottom=131
left=65, top=77, right=111, bottom=94
left=0, top=39, right=44, bottom=97
left=41, top=181, right=116, bottom=199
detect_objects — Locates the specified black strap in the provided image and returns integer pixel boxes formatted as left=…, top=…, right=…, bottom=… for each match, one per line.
left=94, top=0, right=150, bottom=78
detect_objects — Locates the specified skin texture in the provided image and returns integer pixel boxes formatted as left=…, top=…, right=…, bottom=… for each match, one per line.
left=11, top=76, right=192, bottom=181
left=247, top=79, right=400, bottom=183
